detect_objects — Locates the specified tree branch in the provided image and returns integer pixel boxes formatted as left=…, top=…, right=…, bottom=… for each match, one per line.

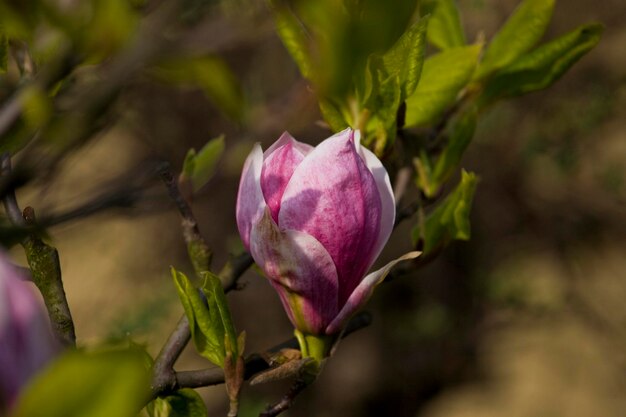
left=152, top=311, right=372, bottom=398
left=1, top=154, right=76, bottom=347
left=159, top=163, right=212, bottom=277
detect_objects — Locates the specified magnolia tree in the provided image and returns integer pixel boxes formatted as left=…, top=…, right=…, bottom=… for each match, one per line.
left=0, top=0, right=601, bottom=416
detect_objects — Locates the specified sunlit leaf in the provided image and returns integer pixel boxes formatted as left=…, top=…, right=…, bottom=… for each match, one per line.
left=421, top=0, right=466, bottom=50
left=480, top=23, right=603, bottom=104
left=412, top=170, right=478, bottom=254
left=366, top=74, right=401, bottom=155
left=382, top=17, right=428, bottom=99
left=291, top=0, right=416, bottom=98
left=476, top=0, right=555, bottom=78
left=405, top=44, right=481, bottom=127
left=172, top=268, right=239, bottom=367
left=182, top=135, right=225, bottom=192
left=13, top=350, right=149, bottom=417
left=202, top=271, right=239, bottom=359
left=270, top=0, right=314, bottom=80
left=147, top=389, right=207, bottom=417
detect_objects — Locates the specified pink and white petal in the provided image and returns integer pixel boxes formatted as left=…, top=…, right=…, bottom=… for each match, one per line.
left=325, top=251, right=421, bottom=334
left=236, top=143, right=266, bottom=250
left=261, top=136, right=311, bottom=222
left=264, top=131, right=314, bottom=158
left=250, top=208, right=339, bottom=335
left=278, top=129, right=382, bottom=306
left=357, top=142, right=396, bottom=267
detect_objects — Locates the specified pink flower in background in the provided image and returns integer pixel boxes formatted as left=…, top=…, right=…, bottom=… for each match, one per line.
left=0, top=254, right=58, bottom=410
left=236, top=129, right=418, bottom=336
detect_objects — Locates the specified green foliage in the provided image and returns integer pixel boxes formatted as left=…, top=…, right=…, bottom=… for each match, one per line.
left=20, top=86, right=53, bottom=128
left=0, top=1, right=41, bottom=39
left=412, top=170, right=478, bottom=254
left=420, top=0, right=466, bottom=50
left=147, top=389, right=207, bottom=417
left=318, top=99, right=350, bottom=132
left=12, top=350, right=149, bottom=417
left=477, top=0, right=555, bottom=78
left=431, top=106, right=478, bottom=189
left=270, top=1, right=313, bottom=80
left=382, top=17, right=429, bottom=100
left=172, top=268, right=239, bottom=368
left=271, top=0, right=417, bottom=99
left=365, top=74, right=402, bottom=154
left=405, top=44, right=481, bottom=128
left=81, top=0, right=139, bottom=58
left=479, top=23, right=603, bottom=104
left=153, top=56, right=245, bottom=121
left=181, top=135, right=225, bottom=193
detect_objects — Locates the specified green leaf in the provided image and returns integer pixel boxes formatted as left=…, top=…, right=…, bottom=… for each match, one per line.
left=412, top=170, right=478, bottom=254
left=83, top=0, right=138, bottom=57
left=405, top=44, right=481, bottom=128
left=271, top=2, right=314, bottom=80
left=366, top=74, right=402, bottom=155
left=477, top=0, right=555, bottom=78
left=172, top=268, right=225, bottom=367
left=13, top=350, right=149, bottom=417
left=421, top=0, right=466, bottom=50
left=382, top=17, right=429, bottom=99
left=432, top=105, right=478, bottom=188
left=202, top=271, right=239, bottom=359
left=182, top=135, right=225, bottom=192
left=318, top=98, right=350, bottom=132
left=479, top=23, right=603, bottom=104
left=147, top=389, right=207, bottom=417
left=172, top=268, right=239, bottom=367
left=153, top=56, right=245, bottom=121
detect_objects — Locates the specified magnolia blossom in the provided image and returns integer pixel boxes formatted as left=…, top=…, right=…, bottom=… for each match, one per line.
left=236, top=129, right=418, bottom=336
left=0, top=254, right=58, bottom=410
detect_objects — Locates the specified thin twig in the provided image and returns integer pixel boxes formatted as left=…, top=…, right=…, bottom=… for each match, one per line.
left=1, top=154, right=25, bottom=225
left=219, top=252, right=254, bottom=292
left=159, top=163, right=212, bottom=276
left=151, top=311, right=372, bottom=398
left=259, top=377, right=308, bottom=417
left=150, top=251, right=254, bottom=394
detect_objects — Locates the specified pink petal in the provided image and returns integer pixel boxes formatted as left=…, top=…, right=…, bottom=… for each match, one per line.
left=356, top=133, right=396, bottom=270
left=261, top=132, right=313, bottom=222
left=0, top=256, right=58, bottom=407
left=325, top=251, right=421, bottom=334
left=235, top=144, right=266, bottom=250
left=250, top=208, right=339, bottom=334
left=278, top=129, right=382, bottom=306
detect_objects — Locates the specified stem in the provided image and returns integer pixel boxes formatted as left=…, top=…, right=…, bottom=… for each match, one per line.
left=159, top=163, right=212, bottom=276
left=150, top=311, right=372, bottom=398
left=1, top=155, right=76, bottom=347
left=258, top=377, right=308, bottom=417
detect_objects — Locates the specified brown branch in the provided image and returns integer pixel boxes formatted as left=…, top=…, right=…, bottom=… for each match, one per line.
left=259, top=377, right=308, bottom=417
left=1, top=154, right=76, bottom=347
left=151, top=311, right=372, bottom=398
left=159, top=163, right=212, bottom=277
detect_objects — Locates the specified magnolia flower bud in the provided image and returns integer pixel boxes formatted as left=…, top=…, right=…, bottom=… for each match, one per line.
left=0, top=254, right=58, bottom=410
left=236, top=129, right=418, bottom=341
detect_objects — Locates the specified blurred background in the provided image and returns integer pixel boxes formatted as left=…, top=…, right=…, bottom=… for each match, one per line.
left=3, top=0, right=626, bottom=416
